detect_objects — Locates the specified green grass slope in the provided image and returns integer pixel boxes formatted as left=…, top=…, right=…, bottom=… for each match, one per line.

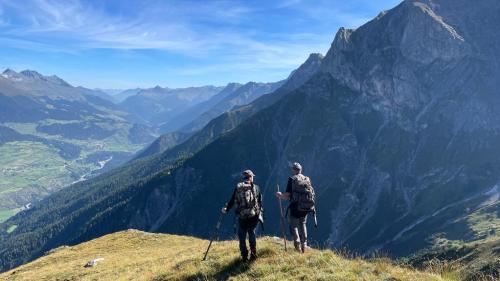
left=407, top=236, right=499, bottom=281
left=0, top=230, right=452, bottom=281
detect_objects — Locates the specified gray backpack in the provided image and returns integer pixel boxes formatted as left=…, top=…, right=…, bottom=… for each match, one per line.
left=291, top=174, right=316, bottom=213
left=235, top=182, right=260, bottom=219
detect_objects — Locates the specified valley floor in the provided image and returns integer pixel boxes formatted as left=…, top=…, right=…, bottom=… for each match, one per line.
left=0, top=230, right=454, bottom=281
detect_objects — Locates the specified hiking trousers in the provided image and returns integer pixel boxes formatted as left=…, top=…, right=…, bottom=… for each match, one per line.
left=237, top=216, right=259, bottom=258
left=288, top=213, right=307, bottom=249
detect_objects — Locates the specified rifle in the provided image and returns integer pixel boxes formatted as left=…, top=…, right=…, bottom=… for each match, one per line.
left=202, top=206, right=226, bottom=261
left=277, top=184, right=288, bottom=251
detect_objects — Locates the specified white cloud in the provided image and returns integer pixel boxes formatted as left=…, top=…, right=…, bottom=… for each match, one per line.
left=0, top=0, right=330, bottom=53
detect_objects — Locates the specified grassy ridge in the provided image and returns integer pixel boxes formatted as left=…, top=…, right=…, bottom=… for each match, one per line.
left=1, top=230, right=452, bottom=281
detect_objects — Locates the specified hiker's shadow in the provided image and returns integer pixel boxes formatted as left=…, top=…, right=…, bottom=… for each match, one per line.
left=184, top=259, right=250, bottom=281
left=184, top=248, right=274, bottom=281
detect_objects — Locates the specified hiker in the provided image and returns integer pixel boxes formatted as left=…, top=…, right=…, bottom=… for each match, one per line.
left=275, top=162, right=316, bottom=253
left=222, top=169, right=262, bottom=262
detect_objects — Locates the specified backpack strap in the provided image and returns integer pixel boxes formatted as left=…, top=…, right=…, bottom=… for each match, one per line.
left=250, top=182, right=257, bottom=205
left=290, top=175, right=300, bottom=202
left=252, top=182, right=262, bottom=210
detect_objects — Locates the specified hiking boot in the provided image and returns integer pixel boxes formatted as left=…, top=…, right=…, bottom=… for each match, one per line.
left=249, top=249, right=257, bottom=261
left=294, top=242, right=301, bottom=252
left=241, top=255, right=248, bottom=262
left=300, top=243, right=311, bottom=254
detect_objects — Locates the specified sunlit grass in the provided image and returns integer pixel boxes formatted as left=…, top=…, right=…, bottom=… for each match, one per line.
left=6, top=224, right=17, bottom=233
left=0, top=209, right=15, bottom=223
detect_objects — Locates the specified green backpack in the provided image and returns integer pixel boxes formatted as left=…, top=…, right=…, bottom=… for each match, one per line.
left=235, top=182, right=260, bottom=219
left=291, top=174, right=316, bottom=213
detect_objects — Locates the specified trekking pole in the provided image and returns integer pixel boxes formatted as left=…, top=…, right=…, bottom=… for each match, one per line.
left=277, top=184, right=288, bottom=251
left=202, top=207, right=226, bottom=261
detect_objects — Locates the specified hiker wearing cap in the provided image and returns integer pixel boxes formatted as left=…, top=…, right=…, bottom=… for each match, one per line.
left=222, top=169, right=262, bottom=262
left=275, top=162, right=316, bottom=253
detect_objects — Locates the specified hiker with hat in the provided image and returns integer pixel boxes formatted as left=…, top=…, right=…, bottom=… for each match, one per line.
left=275, top=162, right=316, bottom=253
left=222, top=169, right=262, bottom=262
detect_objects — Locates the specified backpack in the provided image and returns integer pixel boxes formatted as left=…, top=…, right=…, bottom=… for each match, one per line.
left=291, top=174, right=315, bottom=213
left=235, top=182, right=260, bottom=219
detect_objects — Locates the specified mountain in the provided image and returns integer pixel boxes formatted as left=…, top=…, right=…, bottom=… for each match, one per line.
left=2, top=0, right=500, bottom=274
left=0, top=230, right=450, bottom=281
left=158, top=83, right=243, bottom=133
left=120, top=85, right=224, bottom=127
left=0, top=69, right=156, bottom=222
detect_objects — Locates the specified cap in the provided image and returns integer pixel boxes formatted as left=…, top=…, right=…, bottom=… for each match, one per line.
left=242, top=169, right=255, bottom=178
left=292, top=162, right=302, bottom=171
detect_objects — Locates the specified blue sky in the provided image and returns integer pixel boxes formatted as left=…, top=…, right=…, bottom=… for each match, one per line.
left=0, top=0, right=401, bottom=89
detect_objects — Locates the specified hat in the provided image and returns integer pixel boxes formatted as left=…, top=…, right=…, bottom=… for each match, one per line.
left=291, top=162, right=302, bottom=171
left=242, top=169, right=255, bottom=178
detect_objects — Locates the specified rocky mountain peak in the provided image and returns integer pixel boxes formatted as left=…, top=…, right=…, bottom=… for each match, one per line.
left=2, top=68, right=18, bottom=75
left=20, top=70, right=44, bottom=79
left=283, top=52, right=324, bottom=91
left=225, top=82, right=242, bottom=90
left=329, top=27, right=354, bottom=53
left=1, top=68, right=23, bottom=81
left=319, top=0, right=479, bottom=111
left=305, top=53, right=324, bottom=64
left=17, top=70, right=71, bottom=87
